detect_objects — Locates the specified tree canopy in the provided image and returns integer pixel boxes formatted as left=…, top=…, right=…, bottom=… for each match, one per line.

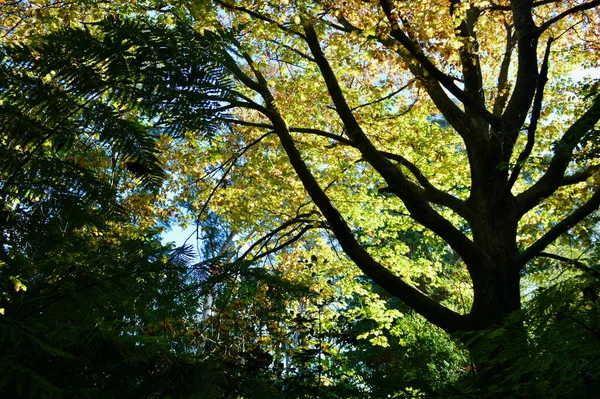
left=1, top=0, right=600, bottom=397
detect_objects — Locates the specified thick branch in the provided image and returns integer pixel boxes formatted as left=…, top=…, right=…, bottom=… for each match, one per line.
left=455, top=8, right=486, bottom=113
left=520, top=188, right=600, bottom=265
left=493, top=22, right=516, bottom=116
left=517, top=96, right=600, bottom=213
left=420, top=73, right=483, bottom=142
left=222, top=38, right=468, bottom=331
left=221, top=51, right=265, bottom=92
left=502, top=0, right=540, bottom=135
left=505, top=37, right=553, bottom=194
left=302, top=24, right=483, bottom=252
left=560, top=165, right=600, bottom=186
left=265, top=106, right=466, bottom=332
left=378, top=0, right=500, bottom=129
left=298, top=28, right=498, bottom=280
left=539, top=0, right=600, bottom=32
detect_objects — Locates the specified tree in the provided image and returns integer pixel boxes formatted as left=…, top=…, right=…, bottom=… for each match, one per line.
left=3, top=0, right=600, bottom=395
left=160, top=0, right=600, bottom=383
left=204, top=0, right=600, bottom=327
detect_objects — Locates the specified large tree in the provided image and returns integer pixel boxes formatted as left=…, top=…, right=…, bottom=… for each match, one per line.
left=3, top=0, right=600, bottom=394
left=160, top=0, right=600, bottom=382
left=177, top=0, right=600, bottom=331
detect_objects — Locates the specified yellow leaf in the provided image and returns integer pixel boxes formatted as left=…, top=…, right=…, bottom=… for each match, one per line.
left=11, top=277, right=27, bottom=292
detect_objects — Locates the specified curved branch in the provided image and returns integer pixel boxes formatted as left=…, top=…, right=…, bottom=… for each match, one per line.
left=539, top=0, right=600, bottom=32
left=350, top=79, right=416, bottom=112
left=223, top=46, right=467, bottom=330
left=537, top=252, right=600, bottom=278
left=378, top=0, right=500, bottom=129
left=269, top=39, right=315, bottom=62
left=214, top=0, right=307, bottom=40
left=221, top=51, right=265, bottom=92
left=516, top=96, right=600, bottom=213
left=205, top=94, right=271, bottom=114
left=520, top=188, right=600, bottom=266
left=505, top=37, right=553, bottom=195
left=302, top=23, right=484, bottom=266
left=217, top=26, right=487, bottom=331
left=560, top=165, right=600, bottom=186
left=493, top=21, right=516, bottom=116
left=268, top=108, right=467, bottom=333
left=251, top=224, right=320, bottom=261
left=237, top=213, right=317, bottom=261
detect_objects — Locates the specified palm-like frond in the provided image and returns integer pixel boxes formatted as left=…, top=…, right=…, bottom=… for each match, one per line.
left=1, top=16, right=232, bottom=195
left=0, top=16, right=237, bottom=399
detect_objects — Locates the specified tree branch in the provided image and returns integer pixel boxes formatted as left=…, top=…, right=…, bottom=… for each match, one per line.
left=219, top=36, right=469, bottom=331
left=501, top=0, right=540, bottom=139
left=493, top=21, right=516, bottom=116
left=537, top=251, right=600, bottom=278
left=265, top=100, right=467, bottom=333
left=269, top=39, right=316, bottom=62
left=327, top=13, right=481, bottom=142
left=539, top=0, right=600, bottom=32
left=505, top=37, right=553, bottom=195
left=350, top=79, right=416, bottom=111
left=291, top=127, right=470, bottom=215
left=378, top=0, right=500, bottom=129
left=191, top=131, right=274, bottom=231
left=220, top=50, right=265, bottom=92
left=237, top=213, right=317, bottom=261
left=214, top=0, right=307, bottom=40
left=485, top=0, right=560, bottom=11
left=520, top=188, right=600, bottom=265
left=455, top=7, right=486, bottom=113
left=251, top=224, right=320, bottom=261
left=217, top=118, right=272, bottom=129
left=516, top=96, right=600, bottom=213
left=560, top=165, right=600, bottom=186
left=302, top=23, right=485, bottom=264
left=216, top=119, right=466, bottom=214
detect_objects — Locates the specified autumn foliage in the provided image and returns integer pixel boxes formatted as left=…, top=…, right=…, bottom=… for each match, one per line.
left=1, top=0, right=600, bottom=397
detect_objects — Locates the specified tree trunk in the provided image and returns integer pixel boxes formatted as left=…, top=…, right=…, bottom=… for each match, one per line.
left=462, top=197, right=528, bottom=390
